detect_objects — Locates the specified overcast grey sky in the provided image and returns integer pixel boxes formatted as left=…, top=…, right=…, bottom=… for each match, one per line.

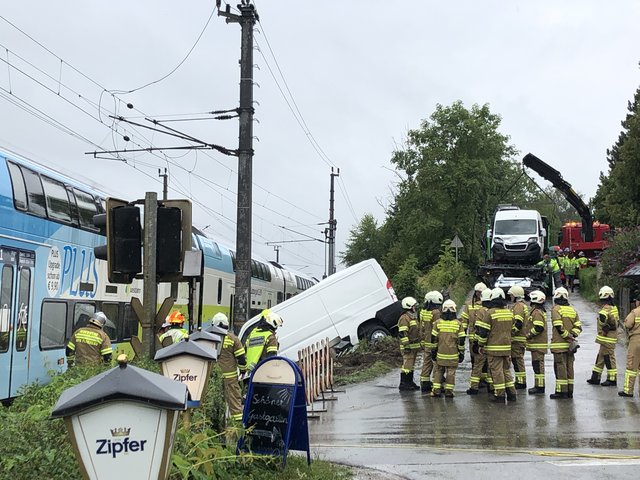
left=1, top=1, right=639, bottom=278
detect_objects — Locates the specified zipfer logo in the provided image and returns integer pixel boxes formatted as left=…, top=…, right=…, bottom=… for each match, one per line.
left=174, top=368, right=198, bottom=382
left=95, top=427, right=147, bottom=458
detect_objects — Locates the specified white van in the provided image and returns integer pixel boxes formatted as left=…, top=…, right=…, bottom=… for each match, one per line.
left=237, top=259, right=400, bottom=361
left=490, top=206, right=547, bottom=264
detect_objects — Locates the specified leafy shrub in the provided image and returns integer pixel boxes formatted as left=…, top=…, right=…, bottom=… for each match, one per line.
left=578, top=267, right=599, bottom=302
left=600, top=227, right=640, bottom=293
left=418, top=242, right=474, bottom=306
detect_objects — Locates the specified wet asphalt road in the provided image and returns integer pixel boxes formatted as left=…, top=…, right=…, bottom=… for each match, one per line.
left=308, top=293, right=640, bottom=479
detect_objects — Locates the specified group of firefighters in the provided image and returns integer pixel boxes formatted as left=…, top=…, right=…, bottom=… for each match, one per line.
left=66, top=308, right=284, bottom=423
left=398, top=283, right=640, bottom=402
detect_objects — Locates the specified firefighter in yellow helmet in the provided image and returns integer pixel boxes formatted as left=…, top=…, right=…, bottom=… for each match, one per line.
left=245, top=310, right=282, bottom=374
left=398, top=297, right=421, bottom=391
left=587, top=286, right=619, bottom=387
left=430, top=300, right=465, bottom=398
left=159, top=311, right=189, bottom=347
left=619, top=291, right=640, bottom=397
left=419, top=291, right=443, bottom=393
left=467, top=287, right=493, bottom=395
left=508, top=285, right=529, bottom=390
left=66, top=311, right=113, bottom=366
left=550, top=287, right=582, bottom=399
left=525, top=290, right=548, bottom=395
left=213, top=312, right=247, bottom=422
left=476, top=288, right=516, bottom=403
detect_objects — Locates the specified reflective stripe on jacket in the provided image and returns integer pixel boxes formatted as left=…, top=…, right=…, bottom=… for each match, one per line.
left=67, top=325, right=112, bottom=365
left=160, top=328, right=189, bottom=347
left=526, top=307, right=548, bottom=352
left=550, top=304, right=581, bottom=352
left=477, top=308, right=513, bottom=356
left=419, top=308, right=440, bottom=349
left=245, top=327, right=278, bottom=371
left=398, top=312, right=421, bottom=349
left=596, top=304, right=618, bottom=346
left=219, top=333, right=247, bottom=379
left=432, top=318, right=465, bottom=366
left=461, top=301, right=483, bottom=342
left=511, top=301, right=529, bottom=344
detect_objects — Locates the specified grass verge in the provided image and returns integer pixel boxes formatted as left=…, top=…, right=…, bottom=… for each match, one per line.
left=333, top=337, right=402, bottom=386
left=578, top=266, right=599, bottom=302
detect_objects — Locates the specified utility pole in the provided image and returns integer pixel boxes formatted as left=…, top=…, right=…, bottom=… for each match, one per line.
left=328, top=168, right=339, bottom=276
left=142, top=192, right=158, bottom=358
left=272, top=244, right=280, bottom=263
left=219, top=2, right=257, bottom=333
left=158, top=168, right=168, bottom=200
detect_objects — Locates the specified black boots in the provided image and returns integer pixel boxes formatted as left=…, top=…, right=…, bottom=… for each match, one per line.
left=601, top=379, right=617, bottom=387
left=506, top=392, right=517, bottom=402
left=490, top=395, right=506, bottom=404
left=466, top=388, right=479, bottom=395
left=619, top=391, right=633, bottom=398
left=421, top=381, right=433, bottom=393
left=586, top=372, right=601, bottom=385
left=550, top=391, right=569, bottom=399
left=528, top=386, right=545, bottom=395
left=399, top=372, right=414, bottom=391
left=514, top=382, right=527, bottom=390
left=407, top=371, right=420, bottom=390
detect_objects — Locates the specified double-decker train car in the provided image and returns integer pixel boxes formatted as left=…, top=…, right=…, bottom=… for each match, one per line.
left=0, top=149, right=316, bottom=403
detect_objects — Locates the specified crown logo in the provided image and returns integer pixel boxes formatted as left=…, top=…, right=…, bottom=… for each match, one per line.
left=110, top=427, right=131, bottom=437
left=180, top=368, right=190, bottom=374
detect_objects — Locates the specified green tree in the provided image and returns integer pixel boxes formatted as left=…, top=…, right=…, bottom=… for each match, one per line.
left=391, top=254, right=420, bottom=300
left=593, top=85, right=640, bottom=226
left=341, top=214, right=385, bottom=266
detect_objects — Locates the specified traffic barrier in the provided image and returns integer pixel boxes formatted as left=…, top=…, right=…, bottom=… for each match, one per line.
left=298, top=338, right=341, bottom=417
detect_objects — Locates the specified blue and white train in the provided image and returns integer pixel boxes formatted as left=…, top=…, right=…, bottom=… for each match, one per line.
left=0, top=149, right=316, bottom=403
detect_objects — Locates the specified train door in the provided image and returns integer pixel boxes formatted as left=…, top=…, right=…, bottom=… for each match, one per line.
left=0, top=248, right=34, bottom=400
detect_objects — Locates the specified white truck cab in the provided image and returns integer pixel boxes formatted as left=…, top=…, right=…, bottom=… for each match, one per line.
left=489, top=206, right=546, bottom=264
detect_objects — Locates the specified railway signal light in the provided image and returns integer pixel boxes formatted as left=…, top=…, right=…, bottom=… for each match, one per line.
left=93, top=198, right=142, bottom=284
left=156, top=200, right=192, bottom=282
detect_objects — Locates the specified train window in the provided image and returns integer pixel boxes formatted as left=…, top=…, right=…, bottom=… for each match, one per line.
left=211, top=242, right=222, bottom=259
left=277, top=292, right=283, bottom=303
left=7, top=161, right=28, bottom=211
left=0, top=265, right=13, bottom=353
left=42, top=176, right=72, bottom=223
left=122, top=303, right=138, bottom=340
left=100, top=303, right=119, bottom=341
left=251, top=260, right=258, bottom=278
left=73, top=302, right=96, bottom=330
left=65, top=186, right=80, bottom=226
left=15, top=267, right=31, bottom=351
left=20, top=166, right=47, bottom=217
left=74, top=189, right=99, bottom=230
left=39, top=301, right=67, bottom=350
left=265, top=265, right=272, bottom=282
left=217, top=278, right=222, bottom=304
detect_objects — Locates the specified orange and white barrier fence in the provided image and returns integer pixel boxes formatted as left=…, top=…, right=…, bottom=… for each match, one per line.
left=298, top=338, right=341, bottom=416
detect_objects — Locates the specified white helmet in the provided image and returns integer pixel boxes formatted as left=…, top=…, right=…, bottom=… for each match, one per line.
left=402, top=296, right=418, bottom=310
left=89, top=311, right=108, bottom=328
left=474, top=282, right=488, bottom=292
left=212, top=312, right=229, bottom=331
left=598, top=285, right=615, bottom=300
left=264, top=311, right=283, bottom=329
left=553, top=287, right=569, bottom=300
left=426, top=291, right=443, bottom=305
left=507, top=286, right=525, bottom=299
left=480, top=289, right=493, bottom=302
left=442, top=299, right=457, bottom=313
left=529, top=290, right=546, bottom=304
left=490, top=287, right=505, bottom=301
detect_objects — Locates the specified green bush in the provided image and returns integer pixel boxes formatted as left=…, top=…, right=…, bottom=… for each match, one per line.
left=418, top=242, right=474, bottom=306
left=578, top=267, right=599, bottom=302
left=600, top=227, right=640, bottom=294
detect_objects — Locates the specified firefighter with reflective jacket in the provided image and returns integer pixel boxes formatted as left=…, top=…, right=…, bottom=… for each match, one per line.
left=465, top=284, right=491, bottom=394
left=66, top=311, right=113, bottom=366
left=476, top=288, right=516, bottom=403
left=212, top=312, right=247, bottom=422
left=587, top=286, right=619, bottom=387
left=430, top=300, right=466, bottom=398
left=550, top=287, right=582, bottom=399
left=525, top=290, right=548, bottom=395
left=419, top=291, right=443, bottom=393
left=245, top=310, right=282, bottom=373
left=619, top=292, right=640, bottom=397
left=160, top=311, right=189, bottom=347
left=398, top=297, right=421, bottom=391
left=508, top=286, right=529, bottom=390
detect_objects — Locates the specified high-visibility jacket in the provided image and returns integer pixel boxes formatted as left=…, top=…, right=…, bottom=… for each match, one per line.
left=219, top=332, right=247, bottom=379
left=461, top=301, right=483, bottom=343
left=419, top=308, right=440, bottom=349
left=66, top=324, right=112, bottom=365
left=431, top=317, right=465, bottom=366
left=160, top=327, right=189, bottom=347
left=526, top=306, right=548, bottom=353
left=563, top=257, right=580, bottom=275
left=624, top=306, right=640, bottom=338
left=245, top=326, right=278, bottom=372
left=550, top=303, right=582, bottom=353
left=596, top=304, right=619, bottom=346
left=537, top=258, right=560, bottom=273
left=476, top=307, right=513, bottom=356
left=397, top=312, right=421, bottom=350
left=577, top=257, right=589, bottom=268
left=511, top=301, right=529, bottom=344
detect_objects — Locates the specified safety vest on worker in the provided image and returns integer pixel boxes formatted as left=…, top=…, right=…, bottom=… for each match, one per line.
left=526, top=307, right=548, bottom=353
left=66, top=324, right=112, bottom=365
left=596, top=304, right=619, bottom=346
left=563, top=257, right=579, bottom=275
left=550, top=304, right=582, bottom=353
left=511, top=301, right=529, bottom=344
left=218, top=332, right=247, bottom=379
left=159, top=327, right=189, bottom=347
left=577, top=256, right=589, bottom=268
left=420, top=308, right=440, bottom=349
left=398, top=311, right=421, bottom=350
left=431, top=318, right=465, bottom=366
left=537, top=258, right=560, bottom=273
left=625, top=306, right=640, bottom=339
left=476, top=308, right=513, bottom=356
left=245, top=326, right=278, bottom=372
left=461, top=301, right=483, bottom=342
